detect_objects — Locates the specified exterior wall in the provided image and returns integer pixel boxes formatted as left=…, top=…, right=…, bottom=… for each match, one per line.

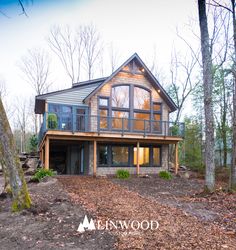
left=44, top=84, right=99, bottom=106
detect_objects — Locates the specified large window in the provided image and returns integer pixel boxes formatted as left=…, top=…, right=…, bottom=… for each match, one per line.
left=134, top=87, right=150, bottom=110
left=98, top=145, right=108, bottom=165
left=48, top=104, right=72, bottom=130
left=112, top=85, right=129, bottom=108
left=112, top=146, right=129, bottom=165
left=98, top=144, right=161, bottom=167
left=99, top=97, right=109, bottom=129
left=112, top=111, right=129, bottom=130
left=133, top=147, right=150, bottom=166
left=133, top=87, right=151, bottom=131
left=153, top=102, right=162, bottom=133
left=98, top=85, right=162, bottom=133
left=111, top=85, right=130, bottom=130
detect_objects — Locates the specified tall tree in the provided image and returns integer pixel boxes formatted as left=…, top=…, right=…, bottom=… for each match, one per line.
left=168, top=48, right=199, bottom=123
left=198, top=0, right=215, bottom=192
left=0, top=98, right=31, bottom=211
left=18, top=48, right=51, bottom=133
left=81, top=24, right=103, bottom=80
left=48, top=24, right=103, bottom=83
left=230, top=0, right=236, bottom=189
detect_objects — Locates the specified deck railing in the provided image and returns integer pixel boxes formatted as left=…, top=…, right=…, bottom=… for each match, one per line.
left=38, top=112, right=185, bottom=142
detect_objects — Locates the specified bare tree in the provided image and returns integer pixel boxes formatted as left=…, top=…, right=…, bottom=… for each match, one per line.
left=48, top=25, right=84, bottom=84
left=13, top=98, right=30, bottom=153
left=81, top=24, right=103, bottom=80
left=108, top=43, right=120, bottom=73
left=18, top=48, right=51, bottom=133
left=230, top=0, right=236, bottom=190
left=168, top=48, right=199, bottom=123
left=18, top=48, right=51, bottom=95
left=198, top=0, right=215, bottom=192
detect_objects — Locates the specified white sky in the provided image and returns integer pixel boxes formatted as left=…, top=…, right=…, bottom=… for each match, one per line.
left=0, top=0, right=198, bottom=124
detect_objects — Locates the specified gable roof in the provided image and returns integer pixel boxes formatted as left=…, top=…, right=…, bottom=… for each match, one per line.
left=83, top=53, right=177, bottom=112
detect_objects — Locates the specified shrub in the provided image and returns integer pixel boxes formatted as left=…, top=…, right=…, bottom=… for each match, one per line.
left=29, top=134, right=38, bottom=152
left=116, top=169, right=130, bottom=179
left=170, top=125, right=179, bottom=136
left=47, top=113, right=58, bottom=129
left=31, top=168, right=55, bottom=182
left=158, top=171, right=172, bottom=180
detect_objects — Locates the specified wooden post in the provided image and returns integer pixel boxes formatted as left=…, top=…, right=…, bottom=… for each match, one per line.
left=42, top=147, right=44, bottom=165
left=44, top=137, right=50, bottom=170
left=93, top=140, right=97, bottom=176
left=175, top=142, right=179, bottom=174
left=137, top=141, right=140, bottom=175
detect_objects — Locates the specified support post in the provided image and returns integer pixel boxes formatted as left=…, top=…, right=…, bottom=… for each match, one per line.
left=175, top=142, right=179, bottom=174
left=93, top=140, right=97, bottom=176
left=137, top=141, right=140, bottom=175
left=42, top=147, right=44, bottom=166
left=44, top=137, right=50, bottom=170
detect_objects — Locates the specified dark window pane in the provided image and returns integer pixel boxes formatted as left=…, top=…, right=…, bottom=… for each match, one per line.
left=153, top=103, right=161, bottom=112
left=133, top=113, right=150, bottom=131
left=61, top=115, right=72, bottom=130
left=153, top=114, right=161, bottom=132
left=62, top=106, right=72, bottom=113
left=153, top=148, right=160, bottom=166
left=133, top=147, right=149, bottom=166
left=134, top=87, right=150, bottom=110
left=100, top=109, right=108, bottom=129
left=49, top=104, right=60, bottom=113
left=99, top=146, right=108, bottom=165
left=112, top=111, right=129, bottom=130
left=99, top=98, right=108, bottom=106
left=112, top=86, right=129, bottom=108
left=112, top=146, right=129, bottom=165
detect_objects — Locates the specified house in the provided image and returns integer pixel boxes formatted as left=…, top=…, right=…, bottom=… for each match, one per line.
left=35, top=53, right=184, bottom=176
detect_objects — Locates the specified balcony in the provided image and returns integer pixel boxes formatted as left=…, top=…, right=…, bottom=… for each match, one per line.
left=38, top=112, right=185, bottom=143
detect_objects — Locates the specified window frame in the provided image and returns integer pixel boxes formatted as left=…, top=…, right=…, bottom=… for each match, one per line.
left=152, top=102, right=162, bottom=134
left=97, top=144, right=162, bottom=168
left=98, top=96, right=110, bottom=131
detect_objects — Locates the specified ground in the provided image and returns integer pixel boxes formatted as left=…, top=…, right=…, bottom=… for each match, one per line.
left=0, top=174, right=235, bottom=249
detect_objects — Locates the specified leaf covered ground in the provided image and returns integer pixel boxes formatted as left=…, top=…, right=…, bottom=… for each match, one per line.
left=0, top=175, right=236, bottom=249
left=59, top=176, right=236, bottom=249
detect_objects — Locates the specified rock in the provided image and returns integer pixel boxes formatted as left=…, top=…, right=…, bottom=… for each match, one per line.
left=139, top=174, right=151, bottom=178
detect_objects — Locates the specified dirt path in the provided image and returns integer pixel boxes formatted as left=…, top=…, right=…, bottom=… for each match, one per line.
left=58, top=176, right=236, bottom=250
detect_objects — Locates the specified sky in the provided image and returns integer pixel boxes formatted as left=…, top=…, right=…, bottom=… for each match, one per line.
left=0, top=0, right=198, bottom=126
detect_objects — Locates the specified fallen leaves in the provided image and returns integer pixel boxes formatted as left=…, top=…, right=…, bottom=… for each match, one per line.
left=58, top=176, right=236, bottom=250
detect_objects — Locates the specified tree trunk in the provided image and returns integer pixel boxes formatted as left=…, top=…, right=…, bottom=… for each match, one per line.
left=231, top=0, right=236, bottom=190
left=0, top=98, right=31, bottom=211
left=198, top=0, right=215, bottom=192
